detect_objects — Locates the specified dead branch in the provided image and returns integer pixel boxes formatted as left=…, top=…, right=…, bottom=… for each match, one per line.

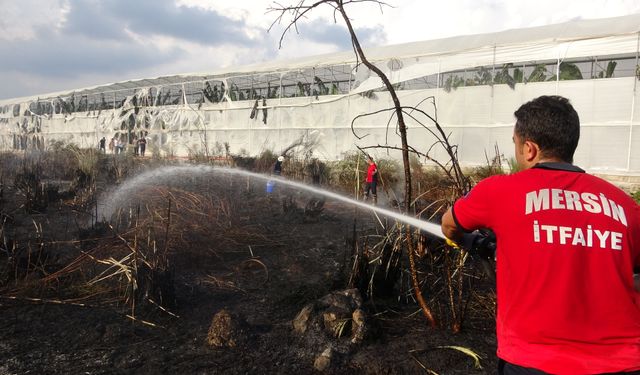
left=351, top=104, right=470, bottom=195
left=270, top=0, right=437, bottom=327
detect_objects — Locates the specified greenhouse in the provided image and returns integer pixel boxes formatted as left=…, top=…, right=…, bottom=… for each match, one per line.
left=1, top=13, right=639, bottom=176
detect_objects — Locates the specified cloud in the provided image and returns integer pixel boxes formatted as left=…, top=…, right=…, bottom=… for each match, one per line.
left=264, top=17, right=387, bottom=64
left=0, top=43, right=184, bottom=100
left=0, top=0, right=68, bottom=41
left=0, top=0, right=388, bottom=99
left=63, top=0, right=261, bottom=46
left=0, top=0, right=269, bottom=99
left=2, top=0, right=639, bottom=100
left=285, top=19, right=387, bottom=51
left=62, top=0, right=128, bottom=40
left=0, top=35, right=183, bottom=78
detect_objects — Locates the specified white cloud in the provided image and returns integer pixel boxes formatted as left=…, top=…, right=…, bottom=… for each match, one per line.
left=177, top=0, right=273, bottom=28
left=0, top=0, right=68, bottom=41
left=1, top=0, right=639, bottom=99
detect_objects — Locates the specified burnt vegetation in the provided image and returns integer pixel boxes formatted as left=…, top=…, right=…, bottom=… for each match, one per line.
left=0, top=144, right=504, bottom=373
left=0, top=2, right=507, bottom=373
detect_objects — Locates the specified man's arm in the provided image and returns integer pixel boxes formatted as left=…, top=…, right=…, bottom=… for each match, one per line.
left=441, top=207, right=463, bottom=241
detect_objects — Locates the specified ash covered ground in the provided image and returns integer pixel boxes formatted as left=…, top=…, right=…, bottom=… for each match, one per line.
left=0, top=154, right=497, bottom=374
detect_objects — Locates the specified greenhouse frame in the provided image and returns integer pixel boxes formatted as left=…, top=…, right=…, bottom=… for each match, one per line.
left=1, top=13, right=639, bottom=176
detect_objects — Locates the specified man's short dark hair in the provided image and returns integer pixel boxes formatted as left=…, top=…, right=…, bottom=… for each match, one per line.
left=514, top=95, right=580, bottom=163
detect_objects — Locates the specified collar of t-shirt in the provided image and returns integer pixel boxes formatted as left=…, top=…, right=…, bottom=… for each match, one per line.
left=532, top=162, right=585, bottom=173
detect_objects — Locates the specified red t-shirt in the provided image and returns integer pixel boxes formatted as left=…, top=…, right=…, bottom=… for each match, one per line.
left=366, top=163, right=377, bottom=183
left=453, top=163, right=640, bottom=374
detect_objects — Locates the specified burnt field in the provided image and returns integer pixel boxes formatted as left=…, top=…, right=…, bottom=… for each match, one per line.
left=0, top=149, right=498, bottom=374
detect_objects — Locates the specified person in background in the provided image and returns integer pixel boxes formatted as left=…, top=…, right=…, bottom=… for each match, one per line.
left=99, top=137, right=106, bottom=153
left=108, top=137, right=115, bottom=154
left=310, top=158, right=323, bottom=185
left=364, top=156, right=378, bottom=204
left=116, top=138, right=125, bottom=154
left=139, top=136, right=147, bottom=157
left=441, top=95, right=640, bottom=375
left=133, top=136, right=139, bottom=156
left=274, top=155, right=284, bottom=176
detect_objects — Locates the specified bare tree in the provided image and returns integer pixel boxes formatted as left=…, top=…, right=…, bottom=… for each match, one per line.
left=269, top=0, right=441, bottom=327
left=270, top=0, right=414, bottom=211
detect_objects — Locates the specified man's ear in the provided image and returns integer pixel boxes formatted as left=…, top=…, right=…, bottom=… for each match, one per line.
left=523, top=140, right=540, bottom=163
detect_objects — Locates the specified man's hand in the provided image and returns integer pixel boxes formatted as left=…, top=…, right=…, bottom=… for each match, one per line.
left=441, top=207, right=462, bottom=241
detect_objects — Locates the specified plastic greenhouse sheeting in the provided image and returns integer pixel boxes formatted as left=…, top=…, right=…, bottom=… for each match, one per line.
left=0, top=14, right=639, bottom=175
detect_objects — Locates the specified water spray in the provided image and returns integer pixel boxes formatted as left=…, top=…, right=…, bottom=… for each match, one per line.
left=99, top=165, right=446, bottom=240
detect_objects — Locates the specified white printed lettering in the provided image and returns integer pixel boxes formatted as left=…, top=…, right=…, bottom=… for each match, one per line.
left=600, top=193, right=611, bottom=217
left=594, top=229, right=610, bottom=248
left=581, top=192, right=602, bottom=214
left=552, top=189, right=566, bottom=209
left=611, top=232, right=623, bottom=250
left=533, top=220, right=540, bottom=242
left=526, top=189, right=549, bottom=214
left=525, top=190, right=626, bottom=226
left=564, top=190, right=582, bottom=211
left=540, top=225, right=558, bottom=243
left=559, top=226, right=572, bottom=244
left=530, top=221, right=623, bottom=251
left=608, top=199, right=627, bottom=227
left=571, top=228, right=586, bottom=246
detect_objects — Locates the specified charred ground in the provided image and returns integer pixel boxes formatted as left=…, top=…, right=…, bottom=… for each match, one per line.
left=0, top=151, right=498, bottom=374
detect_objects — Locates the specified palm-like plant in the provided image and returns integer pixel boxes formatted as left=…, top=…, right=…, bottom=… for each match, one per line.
left=558, top=62, right=583, bottom=80
left=493, top=63, right=522, bottom=89
left=593, top=61, right=617, bottom=79
left=527, top=64, right=549, bottom=83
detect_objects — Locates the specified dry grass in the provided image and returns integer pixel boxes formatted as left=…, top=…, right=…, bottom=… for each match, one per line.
left=1, top=146, right=497, bottom=330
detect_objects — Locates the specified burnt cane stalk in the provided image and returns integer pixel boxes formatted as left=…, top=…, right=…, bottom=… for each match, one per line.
left=270, top=0, right=436, bottom=327
left=335, top=5, right=411, bottom=210
left=335, top=4, right=435, bottom=327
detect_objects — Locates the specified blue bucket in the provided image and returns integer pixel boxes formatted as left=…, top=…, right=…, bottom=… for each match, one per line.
left=266, top=180, right=275, bottom=193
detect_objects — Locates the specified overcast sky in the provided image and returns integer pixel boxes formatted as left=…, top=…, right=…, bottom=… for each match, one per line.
left=1, top=0, right=639, bottom=100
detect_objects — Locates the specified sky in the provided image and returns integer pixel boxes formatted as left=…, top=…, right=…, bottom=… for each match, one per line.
left=1, top=0, right=639, bottom=100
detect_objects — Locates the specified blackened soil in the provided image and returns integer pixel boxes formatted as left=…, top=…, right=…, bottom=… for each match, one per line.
left=0, top=170, right=497, bottom=375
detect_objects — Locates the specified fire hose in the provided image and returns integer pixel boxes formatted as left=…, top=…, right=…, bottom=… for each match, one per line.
left=446, top=229, right=496, bottom=281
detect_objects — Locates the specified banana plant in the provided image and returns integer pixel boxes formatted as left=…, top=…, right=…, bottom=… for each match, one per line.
left=558, top=62, right=583, bottom=80
left=473, top=66, right=492, bottom=86
left=527, top=64, right=548, bottom=83
left=493, top=63, right=522, bottom=89
left=593, top=61, right=617, bottom=78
